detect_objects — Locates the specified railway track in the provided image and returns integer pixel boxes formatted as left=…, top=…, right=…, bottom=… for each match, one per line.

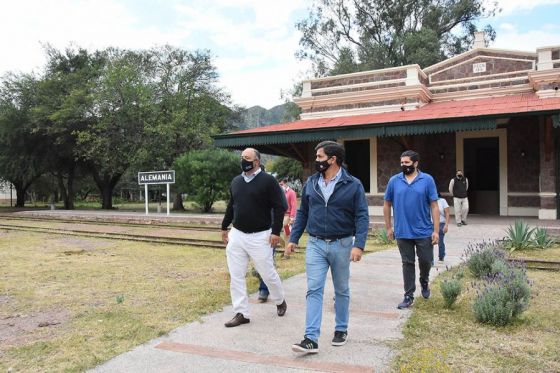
left=0, top=214, right=222, bottom=232
left=0, top=223, right=226, bottom=249
left=508, top=257, right=560, bottom=271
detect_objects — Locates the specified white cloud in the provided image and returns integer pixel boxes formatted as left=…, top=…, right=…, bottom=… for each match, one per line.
left=493, top=0, right=560, bottom=16
left=0, top=0, right=188, bottom=76
left=491, top=26, right=560, bottom=51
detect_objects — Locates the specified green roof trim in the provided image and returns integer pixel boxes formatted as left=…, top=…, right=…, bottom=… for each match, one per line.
left=214, top=118, right=497, bottom=148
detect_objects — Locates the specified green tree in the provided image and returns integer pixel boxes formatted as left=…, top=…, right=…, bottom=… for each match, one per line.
left=136, top=46, right=240, bottom=211
left=269, top=157, right=304, bottom=181
left=296, top=0, right=498, bottom=75
left=32, top=46, right=105, bottom=209
left=74, top=48, right=154, bottom=209
left=174, top=148, right=239, bottom=212
left=0, top=74, right=47, bottom=207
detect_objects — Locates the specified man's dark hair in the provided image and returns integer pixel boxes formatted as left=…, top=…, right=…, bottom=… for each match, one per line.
left=279, top=178, right=289, bottom=183
left=400, top=150, right=419, bottom=162
left=315, top=141, right=345, bottom=166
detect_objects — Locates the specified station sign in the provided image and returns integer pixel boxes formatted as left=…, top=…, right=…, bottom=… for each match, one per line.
left=138, top=170, right=175, bottom=185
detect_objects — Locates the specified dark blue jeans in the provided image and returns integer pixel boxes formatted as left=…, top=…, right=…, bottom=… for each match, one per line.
left=438, top=225, right=446, bottom=260
left=396, top=237, right=433, bottom=298
left=259, top=247, right=276, bottom=294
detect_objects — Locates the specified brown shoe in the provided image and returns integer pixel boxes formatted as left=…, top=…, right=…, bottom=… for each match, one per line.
left=224, top=313, right=250, bottom=327
left=277, top=300, right=287, bottom=316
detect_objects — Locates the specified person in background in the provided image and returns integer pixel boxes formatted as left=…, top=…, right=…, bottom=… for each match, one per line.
left=448, top=170, right=469, bottom=227
left=258, top=178, right=298, bottom=301
left=436, top=192, right=450, bottom=263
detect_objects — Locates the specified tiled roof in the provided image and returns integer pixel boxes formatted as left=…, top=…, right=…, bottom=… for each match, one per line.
left=234, top=93, right=560, bottom=135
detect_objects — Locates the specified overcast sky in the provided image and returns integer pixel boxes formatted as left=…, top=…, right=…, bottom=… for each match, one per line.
left=1, top=0, right=559, bottom=109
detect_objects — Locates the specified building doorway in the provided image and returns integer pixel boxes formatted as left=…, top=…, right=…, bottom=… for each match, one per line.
left=345, top=139, right=370, bottom=192
left=464, top=137, right=500, bottom=214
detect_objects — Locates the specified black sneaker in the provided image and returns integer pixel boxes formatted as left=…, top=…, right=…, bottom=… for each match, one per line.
left=397, top=296, right=414, bottom=309
left=421, top=282, right=431, bottom=299
left=292, top=337, right=319, bottom=354
left=461, top=221, right=467, bottom=226
left=331, top=331, right=348, bottom=346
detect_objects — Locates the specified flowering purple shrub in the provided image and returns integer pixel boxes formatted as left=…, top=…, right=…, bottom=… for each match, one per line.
left=463, top=241, right=507, bottom=278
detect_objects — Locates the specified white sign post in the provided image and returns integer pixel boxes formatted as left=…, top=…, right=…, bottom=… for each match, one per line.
left=138, top=170, right=175, bottom=216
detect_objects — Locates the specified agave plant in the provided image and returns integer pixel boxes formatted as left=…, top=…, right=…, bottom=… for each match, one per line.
left=376, top=228, right=393, bottom=245
left=504, top=220, right=534, bottom=252
left=533, top=227, right=554, bottom=249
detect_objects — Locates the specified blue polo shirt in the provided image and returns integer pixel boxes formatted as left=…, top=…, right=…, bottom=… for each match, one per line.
left=384, top=171, right=438, bottom=239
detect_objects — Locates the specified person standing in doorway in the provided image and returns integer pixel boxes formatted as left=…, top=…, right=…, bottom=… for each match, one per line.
left=286, top=141, right=369, bottom=354
left=383, top=150, right=439, bottom=309
left=448, top=170, right=469, bottom=227
left=221, top=148, right=288, bottom=327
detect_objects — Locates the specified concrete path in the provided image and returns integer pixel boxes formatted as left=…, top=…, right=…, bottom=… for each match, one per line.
left=84, top=217, right=533, bottom=373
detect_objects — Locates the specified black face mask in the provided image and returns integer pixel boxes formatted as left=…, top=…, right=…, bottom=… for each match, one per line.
left=241, top=159, right=255, bottom=172
left=315, top=158, right=331, bottom=173
left=402, top=165, right=415, bottom=175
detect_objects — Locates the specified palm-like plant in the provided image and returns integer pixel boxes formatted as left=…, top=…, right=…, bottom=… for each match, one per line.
left=504, top=220, right=535, bottom=252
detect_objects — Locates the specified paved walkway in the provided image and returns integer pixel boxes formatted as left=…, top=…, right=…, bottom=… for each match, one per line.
left=79, top=216, right=549, bottom=373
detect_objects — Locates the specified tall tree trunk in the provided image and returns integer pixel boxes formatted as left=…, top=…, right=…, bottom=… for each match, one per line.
left=65, top=166, right=75, bottom=210
left=14, top=182, right=27, bottom=207
left=173, top=192, right=184, bottom=211
left=89, top=165, right=123, bottom=210
left=101, top=185, right=113, bottom=209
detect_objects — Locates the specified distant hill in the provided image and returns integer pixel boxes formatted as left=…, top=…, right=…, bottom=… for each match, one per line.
left=236, top=103, right=288, bottom=130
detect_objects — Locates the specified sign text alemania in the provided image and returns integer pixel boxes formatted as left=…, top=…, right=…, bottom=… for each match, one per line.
left=138, top=170, right=175, bottom=185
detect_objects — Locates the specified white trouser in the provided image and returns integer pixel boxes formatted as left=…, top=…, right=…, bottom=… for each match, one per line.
left=226, top=228, right=285, bottom=318
left=453, top=197, right=469, bottom=224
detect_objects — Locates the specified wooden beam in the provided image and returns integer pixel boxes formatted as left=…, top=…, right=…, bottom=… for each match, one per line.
left=289, top=143, right=306, bottom=163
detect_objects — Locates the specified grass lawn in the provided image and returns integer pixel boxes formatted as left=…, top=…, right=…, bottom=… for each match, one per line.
left=1, top=230, right=386, bottom=372
left=392, top=245, right=560, bottom=372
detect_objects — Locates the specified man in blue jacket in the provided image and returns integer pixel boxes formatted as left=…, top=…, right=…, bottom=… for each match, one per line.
left=285, top=141, right=369, bottom=354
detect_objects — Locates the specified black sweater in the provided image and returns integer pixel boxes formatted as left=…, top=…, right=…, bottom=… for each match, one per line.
left=221, top=172, right=287, bottom=235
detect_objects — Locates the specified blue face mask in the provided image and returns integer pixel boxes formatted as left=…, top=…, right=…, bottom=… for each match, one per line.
left=241, top=159, right=254, bottom=172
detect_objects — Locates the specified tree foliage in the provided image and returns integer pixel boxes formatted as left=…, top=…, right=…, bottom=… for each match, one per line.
left=269, top=157, right=304, bottom=181
left=174, top=148, right=239, bottom=212
left=296, top=0, right=499, bottom=75
left=0, top=74, right=47, bottom=206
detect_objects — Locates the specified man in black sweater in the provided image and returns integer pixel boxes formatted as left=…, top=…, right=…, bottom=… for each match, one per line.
left=221, top=148, right=288, bottom=327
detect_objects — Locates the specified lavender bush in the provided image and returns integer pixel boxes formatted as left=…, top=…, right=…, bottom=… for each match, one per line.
left=464, top=241, right=507, bottom=278
left=473, top=260, right=531, bottom=326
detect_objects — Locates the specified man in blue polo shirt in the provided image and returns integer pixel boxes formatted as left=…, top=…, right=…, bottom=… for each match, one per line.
left=383, top=150, right=439, bottom=309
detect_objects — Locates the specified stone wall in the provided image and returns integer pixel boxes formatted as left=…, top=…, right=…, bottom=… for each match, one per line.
left=507, top=117, right=540, bottom=194
left=311, top=71, right=406, bottom=90
left=429, top=51, right=536, bottom=83
left=376, top=133, right=455, bottom=194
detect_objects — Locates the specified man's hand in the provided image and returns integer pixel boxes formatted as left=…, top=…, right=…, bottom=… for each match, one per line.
left=443, top=224, right=448, bottom=234
left=289, top=217, right=294, bottom=225
left=221, top=230, right=229, bottom=244
left=269, top=234, right=280, bottom=248
left=285, top=242, right=297, bottom=257
left=386, top=227, right=394, bottom=241
left=431, top=231, right=439, bottom=245
left=350, top=247, right=362, bottom=262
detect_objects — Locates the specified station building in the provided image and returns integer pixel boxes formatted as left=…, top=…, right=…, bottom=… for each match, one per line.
left=215, top=33, right=560, bottom=220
